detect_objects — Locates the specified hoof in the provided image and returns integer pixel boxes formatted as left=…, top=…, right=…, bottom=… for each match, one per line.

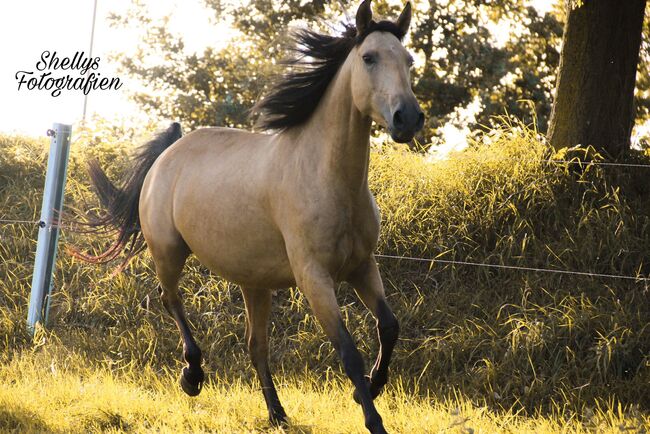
left=368, top=424, right=388, bottom=434
left=180, top=366, right=204, bottom=397
left=269, top=408, right=288, bottom=427
left=367, top=416, right=388, bottom=434
left=353, top=375, right=382, bottom=404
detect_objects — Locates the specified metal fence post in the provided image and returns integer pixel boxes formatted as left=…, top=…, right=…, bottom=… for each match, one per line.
left=27, top=123, right=72, bottom=333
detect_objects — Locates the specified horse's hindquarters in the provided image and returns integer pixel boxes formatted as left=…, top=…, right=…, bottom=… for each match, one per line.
left=145, top=128, right=295, bottom=290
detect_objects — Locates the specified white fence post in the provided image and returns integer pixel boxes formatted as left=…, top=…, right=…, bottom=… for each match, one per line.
left=27, top=123, right=72, bottom=333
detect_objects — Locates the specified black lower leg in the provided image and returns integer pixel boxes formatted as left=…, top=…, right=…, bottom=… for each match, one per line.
left=257, top=367, right=286, bottom=425
left=159, top=286, right=204, bottom=396
left=353, top=300, right=398, bottom=405
left=369, top=300, right=399, bottom=395
left=335, top=323, right=386, bottom=434
left=249, top=339, right=286, bottom=424
left=179, top=319, right=204, bottom=396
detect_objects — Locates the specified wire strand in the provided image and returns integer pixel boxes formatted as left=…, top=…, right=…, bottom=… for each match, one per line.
left=447, top=157, right=650, bottom=169
left=2, top=218, right=648, bottom=282
left=374, top=253, right=650, bottom=282
left=0, top=218, right=72, bottom=230
left=524, top=159, right=650, bottom=169
left=0, top=218, right=40, bottom=226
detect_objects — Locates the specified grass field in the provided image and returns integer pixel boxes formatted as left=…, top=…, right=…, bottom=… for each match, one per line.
left=1, top=122, right=650, bottom=432
left=2, top=347, right=646, bottom=433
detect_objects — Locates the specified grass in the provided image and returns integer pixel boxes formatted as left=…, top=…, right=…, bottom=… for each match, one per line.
left=1, top=120, right=650, bottom=432
left=1, top=346, right=646, bottom=433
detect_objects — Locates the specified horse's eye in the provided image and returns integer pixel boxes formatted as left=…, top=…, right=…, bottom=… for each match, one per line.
left=407, top=56, right=414, bottom=67
left=362, top=54, right=375, bottom=65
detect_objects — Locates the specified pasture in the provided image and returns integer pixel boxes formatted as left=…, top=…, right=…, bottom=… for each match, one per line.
left=1, top=123, right=650, bottom=432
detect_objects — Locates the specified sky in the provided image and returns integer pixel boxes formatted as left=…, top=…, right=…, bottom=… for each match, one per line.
left=0, top=0, right=229, bottom=136
left=1, top=0, right=553, bottom=142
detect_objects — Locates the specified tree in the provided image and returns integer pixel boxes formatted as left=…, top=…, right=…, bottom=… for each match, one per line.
left=108, top=6, right=273, bottom=130
left=227, top=0, right=564, bottom=141
left=110, top=0, right=564, bottom=142
left=409, top=1, right=563, bottom=140
left=547, top=0, right=648, bottom=156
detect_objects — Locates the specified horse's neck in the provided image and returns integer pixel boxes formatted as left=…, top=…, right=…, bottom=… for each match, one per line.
left=297, top=61, right=372, bottom=191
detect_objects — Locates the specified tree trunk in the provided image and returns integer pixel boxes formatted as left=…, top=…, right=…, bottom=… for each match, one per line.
left=548, top=0, right=647, bottom=157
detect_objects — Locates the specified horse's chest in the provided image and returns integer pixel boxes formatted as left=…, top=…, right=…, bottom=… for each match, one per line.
left=318, top=199, right=380, bottom=278
left=349, top=206, right=380, bottom=254
left=338, top=227, right=378, bottom=278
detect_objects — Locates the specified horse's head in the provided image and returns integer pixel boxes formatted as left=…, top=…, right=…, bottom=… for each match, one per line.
left=350, top=0, right=424, bottom=143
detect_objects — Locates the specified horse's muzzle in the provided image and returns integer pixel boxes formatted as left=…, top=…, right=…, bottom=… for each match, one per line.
left=389, top=102, right=425, bottom=143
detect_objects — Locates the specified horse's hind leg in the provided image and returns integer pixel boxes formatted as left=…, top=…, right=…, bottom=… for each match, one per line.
left=348, top=256, right=399, bottom=403
left=152, top=243, right=205, bottom=396
left=241, top=287, right=287, bottom=426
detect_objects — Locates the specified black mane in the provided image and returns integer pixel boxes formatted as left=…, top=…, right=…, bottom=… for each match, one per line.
left=252, top=20, right=405, bottom=131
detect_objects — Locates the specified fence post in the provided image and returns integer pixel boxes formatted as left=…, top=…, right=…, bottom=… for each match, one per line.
left=27, top=123, right=72, bottom=333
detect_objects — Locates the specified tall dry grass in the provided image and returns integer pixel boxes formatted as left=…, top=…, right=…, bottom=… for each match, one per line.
left=1, top=121, right=649, bottom=431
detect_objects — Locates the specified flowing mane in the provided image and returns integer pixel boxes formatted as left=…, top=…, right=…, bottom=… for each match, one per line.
left=252, top=20, right=406, bottom=131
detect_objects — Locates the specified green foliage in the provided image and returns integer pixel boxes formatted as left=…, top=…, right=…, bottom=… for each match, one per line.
left=108, top=5, right=274, bottom=130
left=410, top=1, right=563, bottom=140
left=1, top=123, right=650, bottom=427
left=110, top=0, right=564, bottom=142
left=110, top=1, right=650, bottom=148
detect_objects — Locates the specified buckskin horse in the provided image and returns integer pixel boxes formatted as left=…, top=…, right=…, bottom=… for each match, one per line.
left=81, top=1, right=423, bottom=432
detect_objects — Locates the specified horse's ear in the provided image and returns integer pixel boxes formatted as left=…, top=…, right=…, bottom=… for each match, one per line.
left=396, top=2, right=412, bottom=35
left=356, top=0, right=373, bottom=34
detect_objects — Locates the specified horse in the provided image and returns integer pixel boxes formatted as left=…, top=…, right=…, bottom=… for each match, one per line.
left=81, top=1, right=423, bottom=432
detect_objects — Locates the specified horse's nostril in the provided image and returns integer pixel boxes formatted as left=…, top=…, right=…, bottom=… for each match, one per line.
left=393, top=110, right=404, bottom=128
left=416, top=112, right=425, bottom=130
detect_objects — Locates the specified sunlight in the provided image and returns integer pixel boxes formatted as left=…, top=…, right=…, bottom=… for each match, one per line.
left=0, top=0, right=235, bottom=135
left=0, top=0, right=560, bottom=137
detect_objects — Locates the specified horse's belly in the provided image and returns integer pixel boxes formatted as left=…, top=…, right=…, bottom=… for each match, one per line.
left=198, top=245, right=295, bottom=290
left=178, top=214, right=295, bottom=289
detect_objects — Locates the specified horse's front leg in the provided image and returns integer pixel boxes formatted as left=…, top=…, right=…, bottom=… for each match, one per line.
left=347, top=255, right=399, bottom=403
left=295, top=263, right=388, bottom=434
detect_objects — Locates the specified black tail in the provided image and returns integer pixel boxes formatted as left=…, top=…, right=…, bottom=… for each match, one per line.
left=74, top=122, right=182, bottom=266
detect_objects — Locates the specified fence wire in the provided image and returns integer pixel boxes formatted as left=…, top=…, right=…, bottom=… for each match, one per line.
left=3, top=153, right=650, bottom=282
left=502, top=159, right=650, bottom=169
left=4, top=218, right=646, bottom=283
left=374, top=254, right=650, bottom=282
left=0, top=218, right=69, bottom=229
left=0, top=218, right=41, bottom=226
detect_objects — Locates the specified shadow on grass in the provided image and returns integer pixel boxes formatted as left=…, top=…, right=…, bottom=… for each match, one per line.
left=79, top=409, right=130, bottom=432
left=0, top=406, right=58, bottom=433
left=250, top=416, right=315, bottom=433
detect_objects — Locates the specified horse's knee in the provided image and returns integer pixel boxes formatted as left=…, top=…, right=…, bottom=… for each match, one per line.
left=379, top=314, right=399, bottom=345
left=371, top=303, right=398, bottom=393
